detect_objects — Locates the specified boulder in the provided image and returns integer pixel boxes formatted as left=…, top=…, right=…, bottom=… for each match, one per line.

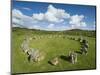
left=29, top=49, right=45, bottom=62
left=50, top=57, right=59, bottom=65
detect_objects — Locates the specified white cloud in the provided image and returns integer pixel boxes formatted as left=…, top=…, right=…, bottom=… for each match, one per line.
left=45, top=25, right=70, bottom=31
left=27, top=25, right=41, bottom=29
left=22, top=7, right=32, bottom=11
left=12, top=17, right=21, bottom=24
left=12, top=24, right=19, bottom=27
left=12, top=5, right=88, bottom=31
left=12, top=9, right=23, bottom=19
left=33, top=13, right=44, bottom=21
left=12, top=9, right=38, bottom=28
left=45, top=12, right=59, bottom=22
left=69, top=15, right=84, bottom=24
left=47, top=5, right=70, bottom=19
left=69, top=15, right=87, bottom=29
left=47, top=24, right=55, bottom=29
left=12, top=9, right=24, bottom=28
left=32, top=5, right=70, bottom=23
left=33, top=25, right=40, bottom=29
left=81, top=22, right=87, bottom=27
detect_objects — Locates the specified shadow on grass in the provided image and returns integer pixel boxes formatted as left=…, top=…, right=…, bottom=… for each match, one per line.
left=48, top=61, right=54, bottom=66
left=27, top=55, right=31, bottom=62
left=60, top=55, right=71, bottom=63
left=75, top=51, right=82, bottom=54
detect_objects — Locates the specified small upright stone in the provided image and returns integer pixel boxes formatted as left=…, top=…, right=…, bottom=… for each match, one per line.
left=69, top=51, right=77, bottom=64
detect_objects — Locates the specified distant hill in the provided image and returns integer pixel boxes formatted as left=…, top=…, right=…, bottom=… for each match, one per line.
left=64, top=29, right=95, bottom=32
left=12, top=27, right=96, bottom=37
left=12, top=27, right=95, bottom=31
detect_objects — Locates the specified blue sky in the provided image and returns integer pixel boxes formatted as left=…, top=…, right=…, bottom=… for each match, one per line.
left=12, top=1, right=96, bottom=31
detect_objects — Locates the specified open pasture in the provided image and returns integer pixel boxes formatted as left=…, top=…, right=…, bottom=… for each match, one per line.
left=12, top=28, right=96, bottom=74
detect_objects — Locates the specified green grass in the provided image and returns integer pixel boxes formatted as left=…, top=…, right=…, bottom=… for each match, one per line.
left=12, top=28, right=96, bottom=74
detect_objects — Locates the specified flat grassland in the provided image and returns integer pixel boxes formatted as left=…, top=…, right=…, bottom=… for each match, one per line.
left=12, top=28, right=96, bottom=74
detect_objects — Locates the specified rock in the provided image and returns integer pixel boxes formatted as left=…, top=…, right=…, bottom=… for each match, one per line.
left=84, top=43, right=89, bottom=48
left=50, top=57, right=59, bottom=65
left=29, top=49, right=45, bottom=62
left=69, top=51, right=77, bottom=64
left=21, top=41, right=30, bottom=53
left=80, top=47, right=88, bottom=55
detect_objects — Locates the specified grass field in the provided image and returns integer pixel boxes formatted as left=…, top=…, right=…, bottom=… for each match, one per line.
left=12, top=27, right=96, bottom=74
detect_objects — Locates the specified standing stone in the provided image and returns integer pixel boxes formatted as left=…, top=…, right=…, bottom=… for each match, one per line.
left=69, top=51, right=77, bottom=64
left=28, top=49, right=45, bottom=62
left=80, top=47, right=88, bottom=55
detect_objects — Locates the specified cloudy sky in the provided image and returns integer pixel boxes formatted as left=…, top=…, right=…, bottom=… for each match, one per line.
left=12, top=1, right=96, bottom=31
